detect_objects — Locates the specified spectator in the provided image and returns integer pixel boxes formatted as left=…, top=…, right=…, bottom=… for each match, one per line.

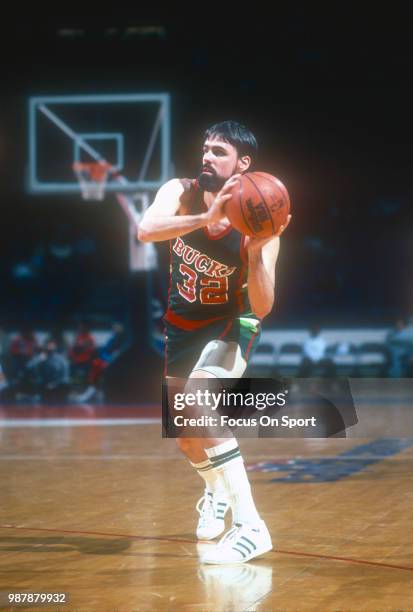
left=387, top=318, right=413, bottom=377
left=8, top=325, right=38, bottom=384
left=69, top=322, right=96, bottom=383
left=74, top=322, right=127, bottom=402
left=0, top=326, right=9, bottom=391
left=0, top=326, right=8, bottom=358
left=298, top=324, right=336, bottom=378
left=26, top=339, right=70, bottom=403
left=49, top=326, right=69, bottom=355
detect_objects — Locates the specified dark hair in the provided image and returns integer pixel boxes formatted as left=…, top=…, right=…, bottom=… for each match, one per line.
left=204, top=120, right=258, bottom=159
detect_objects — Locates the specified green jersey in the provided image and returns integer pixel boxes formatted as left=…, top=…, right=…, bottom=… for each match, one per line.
left=164, top=179, right=255, bottom=330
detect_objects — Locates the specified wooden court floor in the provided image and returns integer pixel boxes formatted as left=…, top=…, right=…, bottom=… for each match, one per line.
left=0, top=407, right=413, bottom=611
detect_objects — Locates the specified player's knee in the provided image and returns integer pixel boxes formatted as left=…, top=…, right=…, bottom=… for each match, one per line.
left=176, top=436, right=197, bottom=455
left=176, top=437, right=189, bottom=454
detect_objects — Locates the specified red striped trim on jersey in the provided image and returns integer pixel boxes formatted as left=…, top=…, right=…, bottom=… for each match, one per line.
left=163, top=327, right=169, bottom=376
left=163, top=308, right=229, bottom=331
left=235, top=234, right=248, bottom=313
left=166, top=239, right=173, bottom=309
left=218, top=320, right=234, bottom=339
left=245, top=330, right=260, bottom=360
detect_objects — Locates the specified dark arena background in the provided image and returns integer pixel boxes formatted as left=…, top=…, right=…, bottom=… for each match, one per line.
left=1, top=8, right=413, bottom=611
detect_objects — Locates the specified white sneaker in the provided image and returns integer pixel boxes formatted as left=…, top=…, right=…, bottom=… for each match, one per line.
left=201, top=520, right=272, bottom=564
left=196, top=491, right=230, bottom=541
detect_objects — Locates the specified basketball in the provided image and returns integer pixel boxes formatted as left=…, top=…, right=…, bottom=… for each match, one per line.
left=225, top=172, right=291, bottom=237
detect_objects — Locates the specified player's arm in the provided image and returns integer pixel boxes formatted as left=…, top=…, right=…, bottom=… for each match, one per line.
left=246, top=216, right=291, bottom=319
left=246, top=236, right=280, bottom=319
left=137, top=176, right=239, bottom=243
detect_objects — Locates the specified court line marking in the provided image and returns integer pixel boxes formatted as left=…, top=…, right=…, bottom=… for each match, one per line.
left=0, top=419, right=161, bottom=427
left=0, top=524, right=412, bottom=573
left=1, top=455, right=412, bottom=461
left=0, top=455, right=179, bottom=460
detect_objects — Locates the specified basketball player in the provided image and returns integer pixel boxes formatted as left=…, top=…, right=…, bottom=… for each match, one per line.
left=138, top=121, right=290, bottom=564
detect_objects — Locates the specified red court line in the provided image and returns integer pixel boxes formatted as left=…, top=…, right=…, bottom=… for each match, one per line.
left=274, top=548, right=413, bottom=573
left=1, top=404, right=161, bottom=420
left=0, top=524, right=197, bottom=546
left=1, top=524, right=412, bottom=573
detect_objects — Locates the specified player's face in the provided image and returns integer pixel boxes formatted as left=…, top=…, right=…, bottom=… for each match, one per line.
left=199, top=137, right=241, bottom=192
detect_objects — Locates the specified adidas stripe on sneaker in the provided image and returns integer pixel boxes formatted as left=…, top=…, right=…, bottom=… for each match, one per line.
left=200, top=520, right=272, bottom=564
left=196, top=491, right=230, bottom=541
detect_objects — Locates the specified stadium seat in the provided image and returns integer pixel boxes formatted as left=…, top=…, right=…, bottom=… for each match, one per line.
left=357, top=342, right=390, bottom=377
left=247, top=343, right=277, bottom=376
left=327, top=343, right=358, bottom=377
left=277, top=343, right=303, bottom=376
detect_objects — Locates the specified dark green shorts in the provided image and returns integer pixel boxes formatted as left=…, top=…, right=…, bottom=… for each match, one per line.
left=164, top=316, right=261, bottom=378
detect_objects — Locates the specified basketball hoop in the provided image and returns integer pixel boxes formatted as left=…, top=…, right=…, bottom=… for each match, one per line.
left=73, top=161, right=113, bottom=201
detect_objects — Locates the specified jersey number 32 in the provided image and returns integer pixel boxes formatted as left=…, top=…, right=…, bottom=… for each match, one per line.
left=177, top=264, right=229, bottom=304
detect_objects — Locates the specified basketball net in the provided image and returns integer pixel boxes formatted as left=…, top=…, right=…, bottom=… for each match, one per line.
left=73, top=161, right=113, bottom=201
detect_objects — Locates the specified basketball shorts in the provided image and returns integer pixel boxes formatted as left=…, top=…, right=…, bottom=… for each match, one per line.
left=164, top=316, right=261, bottom=379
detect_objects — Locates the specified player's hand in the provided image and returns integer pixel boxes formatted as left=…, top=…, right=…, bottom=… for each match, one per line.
left=204, top=174, right=241, bottom=225
left=275, top=214, right=291, bottom=237
left=245, top=235, right=276, bottom=253
left=246, top=215, right=292, bottom=252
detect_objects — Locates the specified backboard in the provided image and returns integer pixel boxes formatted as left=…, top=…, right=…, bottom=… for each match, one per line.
left=28, top=93, right=171, bottom=194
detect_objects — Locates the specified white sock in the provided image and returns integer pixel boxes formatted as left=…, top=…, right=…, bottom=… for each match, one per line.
left=190, top=457, right=228, bottom=498
left=206, top=439, right=261, bottom=526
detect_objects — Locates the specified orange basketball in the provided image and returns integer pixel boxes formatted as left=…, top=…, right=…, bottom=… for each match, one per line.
left=225, top=172, right=291, bottom=237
